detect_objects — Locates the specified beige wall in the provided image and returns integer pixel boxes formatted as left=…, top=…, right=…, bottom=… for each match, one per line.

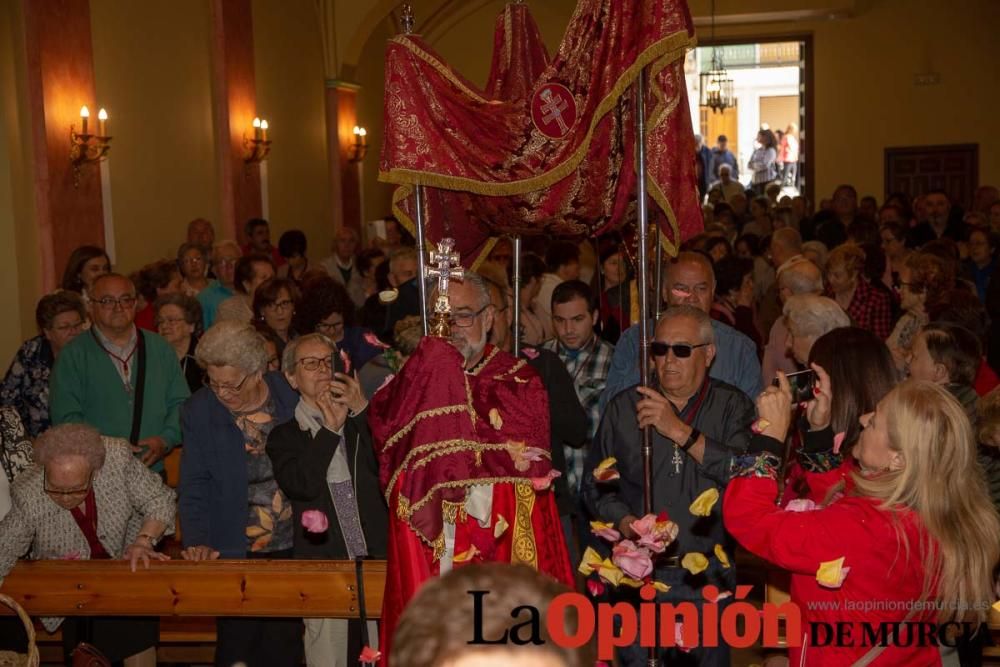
left=89, top=0, right=219, bottom=275
left=0, top=1, right=41, bottom=360
left=358, top=0, right=1000, bottom=217
left=252, top=0, right=332, bottom=259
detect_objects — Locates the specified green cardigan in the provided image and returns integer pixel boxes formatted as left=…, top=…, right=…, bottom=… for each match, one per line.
left=49, top=327, right=190, bottom=472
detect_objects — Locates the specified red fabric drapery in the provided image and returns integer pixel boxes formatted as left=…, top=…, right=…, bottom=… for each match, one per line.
left=379, top=0, right=701, bottom=266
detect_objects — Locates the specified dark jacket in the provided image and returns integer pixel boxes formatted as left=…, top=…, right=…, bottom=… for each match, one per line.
left=266, top=411, right=388, bottom=559
left=178, top=372, right=298, bottom=558
left=521, top=346, right=588, bottom=516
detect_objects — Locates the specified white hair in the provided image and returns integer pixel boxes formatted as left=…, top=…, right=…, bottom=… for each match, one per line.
left=783, top=294, right=850, bottom=339
left=195, top=320, right=269, bottom=374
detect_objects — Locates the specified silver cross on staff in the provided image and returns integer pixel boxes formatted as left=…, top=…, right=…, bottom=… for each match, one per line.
left=427, top=238, right=463, bottom=297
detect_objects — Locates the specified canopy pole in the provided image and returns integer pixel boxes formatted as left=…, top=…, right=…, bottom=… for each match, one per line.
left=654, top=225, right=664, bottom=319
left=635, top=66, right=658, bottom=667
left=415, top=185, right=430, bottom=335
left=512, top=235, right=522, bottom=356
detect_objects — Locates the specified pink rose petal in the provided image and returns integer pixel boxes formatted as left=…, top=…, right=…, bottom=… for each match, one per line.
left=521, top=347, right=539, bottom=360
left=339, top=349, right=352, bottom=374
left=611, top=540, right=653, bottom=580
left=530, top=469, right=561, bottom=491
left=785, top=498, right=818, bottom=513
left=363, top=331, right=391, bottom=349
left=359, top=646, right=381, bottom=664
left=301, top=509, right=329, bottom=533
left=586, top=578, right=606, bottom=597
left=833, top=431, right=846, bottom=454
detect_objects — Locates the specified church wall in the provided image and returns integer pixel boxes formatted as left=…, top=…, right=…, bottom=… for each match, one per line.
left=252, top=0, right=332, bottom=261
left=89, top=0, right=220, bottom=275
left=358, top=0, right=1000, bottom=222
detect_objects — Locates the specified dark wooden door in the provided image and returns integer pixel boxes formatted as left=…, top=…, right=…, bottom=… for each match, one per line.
left=884, top=144, right=978, bottom=209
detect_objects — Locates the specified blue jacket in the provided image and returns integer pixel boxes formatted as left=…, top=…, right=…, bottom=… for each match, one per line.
left=178, top=372, right=298, bottom=557
left=599, top=319, right=763, bottom=412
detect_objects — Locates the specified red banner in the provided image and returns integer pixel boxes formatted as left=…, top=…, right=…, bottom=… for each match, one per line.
left=379, top=0, right=701, bottom=266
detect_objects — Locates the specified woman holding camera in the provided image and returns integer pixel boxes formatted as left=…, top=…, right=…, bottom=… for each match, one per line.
left=725, top=371, right=1000, bottom=666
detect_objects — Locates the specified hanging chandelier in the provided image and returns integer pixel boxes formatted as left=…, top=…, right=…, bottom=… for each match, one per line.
left=698, top=0, right=734, bottom=113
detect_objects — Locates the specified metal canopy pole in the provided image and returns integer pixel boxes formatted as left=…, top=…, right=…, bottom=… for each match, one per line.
left=414, top=185, right=430, bottom=335
left=512, top=235, right=522, bottom=356
left=654, top=226, right=664, bottom=319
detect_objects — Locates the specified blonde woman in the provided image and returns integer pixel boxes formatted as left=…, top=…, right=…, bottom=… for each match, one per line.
left=726, top=378, right=1000, bottom=666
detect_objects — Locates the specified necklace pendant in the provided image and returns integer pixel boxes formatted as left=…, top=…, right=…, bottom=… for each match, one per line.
left=672, top=447, right=683, bottom=475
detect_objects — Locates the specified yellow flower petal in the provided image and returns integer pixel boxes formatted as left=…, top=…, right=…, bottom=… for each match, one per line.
left=488, top=408, right=503, bottom=430
left=651, top=581, right=671, bottom=593
left=689, top=488, right=720, bottom=516
left=590, top=520, right=615, bottom=531
left=493, top=515, right=509, bottom=538
left=681, top=552, right=709, bottom=575
left=453, top=545, right=480, bottom=563
left=620, top=577, right=645, bottom=588
left=578, top=547, right=603, bottom=576
left=816, top=557, right=847, bottom=588
left=714, top=544, right=731, bottom=569
left=598, top=559, right=624, bottom=586
left=596, top=457, right=617, bottom=471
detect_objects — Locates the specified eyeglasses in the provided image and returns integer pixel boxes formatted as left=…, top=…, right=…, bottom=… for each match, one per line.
left=156, top=316, right=187, bottom=326
left=182, top=256, right=205, bottom=264
left=650, top=341, right=710, bottom=358
left=216, top=258, right=238, bottom=268
left=316, top=321, right=345, bottom=334
left=43, top=471, right=94, bottom=497
left=450, top=305, right=491, bottom=328
left=204, top=372, right=251, bottom=395
left=296, top=356, right=334, bottom=372
left=51, top=320, right=85, bottom=334
left=93, top=295, right=137, bottom=310
left=266, top=299, right=294, bottom=312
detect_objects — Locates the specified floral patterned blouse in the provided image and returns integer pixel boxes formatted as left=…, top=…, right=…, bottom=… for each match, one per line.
left=0, top=407, right=33, bottom=483
left=1, top=336, right=54, bottom=438
left=232, top=397, right=293, bottom=553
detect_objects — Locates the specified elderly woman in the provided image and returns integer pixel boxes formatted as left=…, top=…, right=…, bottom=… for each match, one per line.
left=155, top=292, right=205, bottom=392
left=824, top=243, right=894, bottom=340
left=1, top=291, right=86, bottom=437
left=253, top=277, right=300, bottom=352
left=266, top=333, right=388, bottom=664
left=217, top=254, right=276, bottom=324
left=178, top=319, right=303, bottom=666
left=177, top=242, right=213, bottom=297
left=296, top=273, right=381, bottom=370
left=132, top=259, right=183, bottom=332
left=783, top=294, right=850, bottom=366
left=887, top=252, right=956, bottom=373
left=801, top=240, right=828, bottom=271
left=0, top=423, right=175, bottom=665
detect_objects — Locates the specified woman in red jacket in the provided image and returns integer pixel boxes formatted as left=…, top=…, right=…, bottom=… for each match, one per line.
left=725, top=376, right=1000, bottom=666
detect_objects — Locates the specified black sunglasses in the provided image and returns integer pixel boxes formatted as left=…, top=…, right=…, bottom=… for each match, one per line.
left=650, top=342, right=710, bottom=358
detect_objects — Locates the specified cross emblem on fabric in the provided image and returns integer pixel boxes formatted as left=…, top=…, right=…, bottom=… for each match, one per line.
left=539, top=89, right=569, bottom=134
left=530, top=83, right=577, bottom=140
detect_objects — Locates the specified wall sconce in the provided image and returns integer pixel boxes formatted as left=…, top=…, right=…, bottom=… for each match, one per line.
left=350, top=126, right=368, bottom=162
left=244, top=116, right=271, bottom=164
left=70, top=105, right=112, bottom=187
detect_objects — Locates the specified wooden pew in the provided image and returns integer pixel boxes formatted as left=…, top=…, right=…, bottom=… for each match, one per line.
left=1, top=559, right=387, bottom=663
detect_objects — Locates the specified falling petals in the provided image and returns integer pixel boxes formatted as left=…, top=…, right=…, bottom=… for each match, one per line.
left=675, top=623, right=693, bottom=652
left=631, top=514, right=679, bottom=553
left=650, top=581, right=671, bottom=593
left=359, top=646, right=381, bottom=664
left=508, top=441, right=545, bottom=472
left=301, top=509, right=329, bottom=534
left=714, top=544, right=731, bottom=569
left=375, top=373, right=395, bottom=394
left=611, top=540, right=653, bottom=580
left=530, top=469, right=561, bottom=491
left=785, top=498, right=818, bottom=512
left=816, top=557, right=850, bottom=589
left=578, top=547, right=604, bottom=577
left=493, top=515, right=509, bottom=538
left=833, top=431, right=847, bottom=454
left=598, top=559, right=624, bottom=586
left=620, top=577, right=645, bottom=588
left=488, top=408, right=503, bottom=430
left=339, top=349, right=352, bottom=374
left=586, top=578, right=606, bottom=597
left=363, top=331, right=390, bottom=349
left=378, top=288, right=398, bottom=304
left=453, top=545, right=480, bottom=564
left=590, top=520, right=622, bottom=543
left=704, top=588, right=733, bottom=604
left=681, top=552, right=709, bottom=575
left=593, top=457, right=620, bottom=482
left=689, top=488, right=720, bottom=516
left=521, top=347, right=539, bottom=360
left=751, top=418, right=771, bottom=434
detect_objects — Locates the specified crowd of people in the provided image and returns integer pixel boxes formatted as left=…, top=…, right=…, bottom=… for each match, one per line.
left=1, top=178, right=1000, bottom=666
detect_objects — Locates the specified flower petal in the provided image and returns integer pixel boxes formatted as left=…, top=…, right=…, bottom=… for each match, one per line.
left=488, top=408, right=503, bottom=430
left=590, top=520, right=622, bottom=543
left=586, top=578, right=606, bottom=597
left=751, top=418, right=771, bottom=434
left=453, top=545, right=480, bottom=564
left=689, top=488, right=720, bottom=516
left=785, top=498, right=818, bottom=512
left=593, top=457, right=620, bottom=482
left=359, top=646, right=382, bottom=664
left=833, top=431, right=847, bottom=454
left=816, top=557, right=850, bottom=589
left=651, top=581, right=671, bottom=593
left=577, top=547, right=603, bottom=576
left=681, top=552, right=709, bottom=575
left=714, top=544, right=731, bottom=569
left=493, top=515, right=509, bottom=538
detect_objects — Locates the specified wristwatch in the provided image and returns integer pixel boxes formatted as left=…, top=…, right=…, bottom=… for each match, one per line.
left=679, top=427, right=701, bottom=452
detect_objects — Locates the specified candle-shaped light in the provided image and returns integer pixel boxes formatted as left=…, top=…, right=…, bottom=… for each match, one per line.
left=97, top=108, right=108, bottom=137
left=252, top=117, right=261, bottom=140
left=80, top=106, right=90, bottom=135
left=260, top=119, right=268, bottom=142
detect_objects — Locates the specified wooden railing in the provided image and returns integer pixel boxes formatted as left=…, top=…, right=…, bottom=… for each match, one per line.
left=0, top=560, right=386, bottom=618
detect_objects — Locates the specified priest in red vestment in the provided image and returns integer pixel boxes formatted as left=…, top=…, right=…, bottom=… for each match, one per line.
left=368, top=271, right=574, bottom=662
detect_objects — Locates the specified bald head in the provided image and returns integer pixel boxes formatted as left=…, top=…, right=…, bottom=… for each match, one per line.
left=778, top=259, right=823, bottom=302
left=769, top=228, right=803, bottom=268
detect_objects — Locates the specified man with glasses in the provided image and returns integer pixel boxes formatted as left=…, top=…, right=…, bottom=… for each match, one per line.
left=50, top=273, right=189, bottom=475
left=583, top=305, right=765, bottom=667
left=601, top=252, right=763, bottom=411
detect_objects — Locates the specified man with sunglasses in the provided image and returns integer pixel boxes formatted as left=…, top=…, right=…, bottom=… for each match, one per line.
left=50, top=273, right=190, bottom=475
left=583, top=305, right=766, bottom=667
left=600, top=251, right=763, bottom=411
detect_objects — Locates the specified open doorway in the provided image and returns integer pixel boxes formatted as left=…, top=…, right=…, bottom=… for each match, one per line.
left=685, top=37, right=813, bottom=204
